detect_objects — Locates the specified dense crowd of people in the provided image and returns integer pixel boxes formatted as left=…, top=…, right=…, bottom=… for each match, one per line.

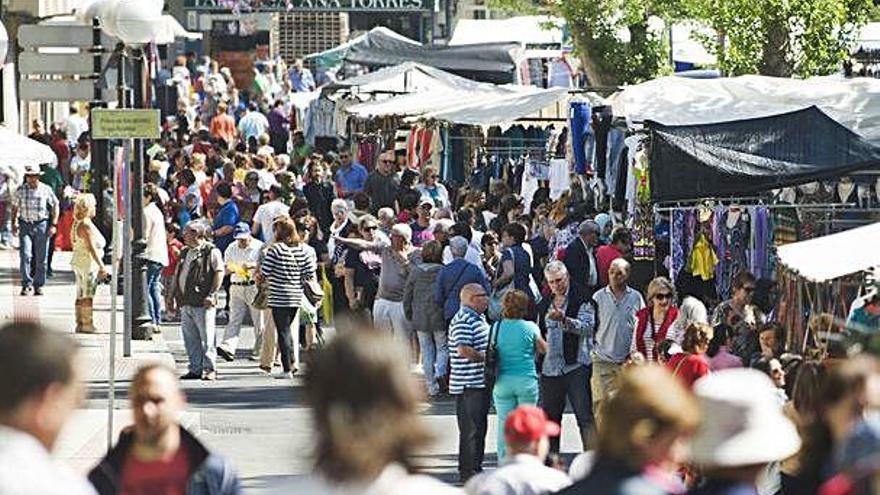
left=2, top=53, right=880, bottom=495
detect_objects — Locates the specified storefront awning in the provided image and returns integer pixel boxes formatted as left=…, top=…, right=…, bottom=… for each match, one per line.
left=777, top=222, right=880, bottom=282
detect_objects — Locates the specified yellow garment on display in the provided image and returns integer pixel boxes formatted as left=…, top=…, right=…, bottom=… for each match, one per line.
left=689, top=233, right=719, bottom=281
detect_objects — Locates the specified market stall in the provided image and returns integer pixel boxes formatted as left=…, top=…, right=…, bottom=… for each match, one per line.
left=774, top=222, right=880, bottom=352
left=599, top=75, right=880, bottom=299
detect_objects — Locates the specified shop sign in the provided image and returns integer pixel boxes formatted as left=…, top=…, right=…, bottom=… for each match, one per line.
left=92, top=109, right=161, bottom=140
left=185, top=0, right=431, bottom=12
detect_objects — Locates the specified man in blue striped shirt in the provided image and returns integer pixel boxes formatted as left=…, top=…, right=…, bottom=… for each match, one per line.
left=448, top=283, right=491, bottom=482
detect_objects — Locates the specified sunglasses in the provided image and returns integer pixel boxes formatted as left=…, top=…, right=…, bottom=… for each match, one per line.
left=420, top=204, right=433, bottom=209
left=655, top=293, right=672, bottom=301
left=381, top=159, right=394, bottom=164
left=472, top=292, right=489, bottom=298
left=363, top=225, right=378, bottom=232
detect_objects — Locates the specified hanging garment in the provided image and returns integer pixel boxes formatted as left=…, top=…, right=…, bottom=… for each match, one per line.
left=714, top=209, right=750, bottom=301
left=594, top=108, right=613, bottom=179
left=548, top=159, right=570, bottom=200
left=521, top=161, right=540, bottom=214
left=605, top=127, right=626, bottom=195
left=689, top=233, right=720, bottom=281
left=569, top=101, right=594, bottom=175
left=671, top=210, right=686, bottom=281
left=751, top=207, right=770, bottom=279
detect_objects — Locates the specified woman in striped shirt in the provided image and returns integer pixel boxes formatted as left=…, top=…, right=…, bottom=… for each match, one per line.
left=259, top=217, right=316, bottom=378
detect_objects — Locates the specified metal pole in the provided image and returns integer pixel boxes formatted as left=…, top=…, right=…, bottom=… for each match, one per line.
left=107, top=158, right=119, bottom=450
left=130, top=46, right=151, bottom=340
left=90, top=18, right=109, bottom=250
left=116, top=46, right=132, bottom=357
left=123, top=141, right=132, bottom=357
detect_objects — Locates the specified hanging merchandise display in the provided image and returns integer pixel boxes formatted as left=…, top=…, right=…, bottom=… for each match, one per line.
left=569, top=101, right=593, bottom=175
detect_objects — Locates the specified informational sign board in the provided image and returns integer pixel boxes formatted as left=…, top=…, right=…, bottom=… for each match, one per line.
left=92, top=109, right=161, bottom=140
left=185, top=0, right=431, bottom=12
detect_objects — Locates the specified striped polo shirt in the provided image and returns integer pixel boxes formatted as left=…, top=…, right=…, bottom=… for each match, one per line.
left=260, top=242, right=315, bottom=308
left=448, top=306, right=490, bottom=394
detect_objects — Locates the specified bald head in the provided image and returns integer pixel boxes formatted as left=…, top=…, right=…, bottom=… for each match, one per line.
left=460, top=283, right=489, bottom=314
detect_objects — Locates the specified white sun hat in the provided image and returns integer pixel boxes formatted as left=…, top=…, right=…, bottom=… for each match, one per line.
left=689, top=368, right=801, bottom=467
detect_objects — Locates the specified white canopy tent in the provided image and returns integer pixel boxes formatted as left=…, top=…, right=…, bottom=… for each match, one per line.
left=610, top=75, right=880, bottom=144
left=776, top=222, right=880, bottom=282
left=0, top=126, right=57, bottom=170
left=411, top=87, right=573, bottom=126
left=449, top=16, right=564, bottom=47
left=345, top=86, right=520, bottom=119
left=333, top=62, right=486, bottom=94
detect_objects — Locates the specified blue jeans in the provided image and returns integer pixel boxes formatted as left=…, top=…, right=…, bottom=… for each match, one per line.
left=417, top=330, right=448, bottom=395
left=180, top=305, right=217, bottom=375
left=146, top=261, right=163, bottom=325
left=493, top=374, right=539, bottom=461
left=19, top=219, right=49, bottom=289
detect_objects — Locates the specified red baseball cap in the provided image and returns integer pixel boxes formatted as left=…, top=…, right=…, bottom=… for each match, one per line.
left=504, top=405, right=561, bottom=443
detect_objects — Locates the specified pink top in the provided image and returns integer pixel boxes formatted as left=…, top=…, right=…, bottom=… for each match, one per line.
left=708, top=346, right=743, bottom=371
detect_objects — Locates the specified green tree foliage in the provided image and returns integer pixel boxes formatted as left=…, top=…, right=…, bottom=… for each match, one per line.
left=491, top=0, right=684, bottom=87
left=491, top=0, right=872, bottom=86
left=683, top=0, right=873, bottom=77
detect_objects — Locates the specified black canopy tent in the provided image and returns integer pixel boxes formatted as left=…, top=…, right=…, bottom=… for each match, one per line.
left=343, top=31, right=521, bottom=84
left=647, top=106, right=880, bottom=202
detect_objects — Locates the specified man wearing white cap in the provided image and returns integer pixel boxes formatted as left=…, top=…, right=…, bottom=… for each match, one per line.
left=686, top=369, right=802, bottom=495
left=220, top=223, right=264, bottom=362
left=11, top=164, right=59, bottom=296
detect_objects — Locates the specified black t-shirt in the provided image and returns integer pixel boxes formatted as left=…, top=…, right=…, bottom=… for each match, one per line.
left=344, top=247, right=380, bottom=307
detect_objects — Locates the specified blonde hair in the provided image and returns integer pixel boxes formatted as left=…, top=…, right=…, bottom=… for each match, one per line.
left=73, top=193, right=97, bottom=221
left=599, top=365, right=699, bottom=469
left=421, top=166, right=437, bottom=182
left=646, top=276, right=675, bottom=304
left=501, top=289, right=530, bottom=320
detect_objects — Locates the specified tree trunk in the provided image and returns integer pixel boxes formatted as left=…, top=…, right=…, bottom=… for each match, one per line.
left=760, top=15, right=793, bottom=76
left=569, top=20, right=621, bottom=88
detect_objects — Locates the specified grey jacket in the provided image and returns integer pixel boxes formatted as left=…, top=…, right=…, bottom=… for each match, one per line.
left=403, top=261, right=445, bottom=334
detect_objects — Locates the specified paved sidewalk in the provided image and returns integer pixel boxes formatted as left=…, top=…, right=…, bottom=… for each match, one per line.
left=0, top=248, right=588, bottom=492
left=0, top=249, right=179, bottom=472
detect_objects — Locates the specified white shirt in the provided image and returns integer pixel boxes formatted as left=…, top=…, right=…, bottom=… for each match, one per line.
left=143, top=202, right=169, bottom=266
left=272, top=463, right=462, bottom=495
left=0, top=426, right=98, bottom=495
left=66, top=114, right=89, bottom=146
left=465, top=454, right=571, bottom=495
left=252, top=200, right=289, bottom=244
left=224, top=238, right=264, bottom=283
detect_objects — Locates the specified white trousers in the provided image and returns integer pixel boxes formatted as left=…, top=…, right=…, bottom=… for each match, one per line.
left=372, top=298, right=410, bottom=343
left=221, top=284, right=262, bottom=354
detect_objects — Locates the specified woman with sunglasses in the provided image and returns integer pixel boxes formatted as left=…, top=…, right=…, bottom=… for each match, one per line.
left=415, top=166, right=449, bottom=209
left=630, top=277, right=679, bottom=363
left=710, top=271, right=766, bottom=359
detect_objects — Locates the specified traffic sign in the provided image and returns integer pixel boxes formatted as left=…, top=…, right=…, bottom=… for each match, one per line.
left=92, top=109, right=160, bottom=140
left=18, top=79, right=113, bottom=102
left=18, top=24, right=112, bottom=49
left=19, top=52, right=96, bottom=76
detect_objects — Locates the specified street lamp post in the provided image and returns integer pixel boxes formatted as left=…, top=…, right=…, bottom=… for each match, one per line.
left=129, top=46, right=151, bottom=340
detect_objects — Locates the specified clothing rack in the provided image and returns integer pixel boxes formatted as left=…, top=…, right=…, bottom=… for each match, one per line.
left=653, top=202, right=857, bottom=213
